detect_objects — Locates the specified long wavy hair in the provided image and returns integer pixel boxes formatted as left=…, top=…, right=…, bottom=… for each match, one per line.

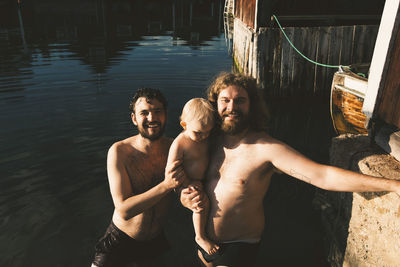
left=207, top=72, right=269, bottom=132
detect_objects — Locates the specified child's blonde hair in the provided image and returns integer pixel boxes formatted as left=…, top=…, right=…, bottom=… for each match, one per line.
left=180, top=98, right=215, bottom=127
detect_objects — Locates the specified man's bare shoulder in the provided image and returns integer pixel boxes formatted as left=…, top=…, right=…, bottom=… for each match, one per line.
left=244, top=132, right=294, bottom=174
left=244, top=131, right=294, bottom=159
left=108, top=136, right=139, bottom=158
left=111, top=135, right=172, bottom=151
left=108, top=135, right=173, bottom=167
left=248, top=131, right=306, bottom=165
left=245, top=131, right=284, bottom=146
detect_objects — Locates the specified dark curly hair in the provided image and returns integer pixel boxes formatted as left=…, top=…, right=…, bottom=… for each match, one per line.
left=207, top=72, right=269, bottom=131
left=129, top=88, right=168, bottom=113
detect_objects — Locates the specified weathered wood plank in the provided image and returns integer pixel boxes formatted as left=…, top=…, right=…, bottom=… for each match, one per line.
left=272, top=28, right=282, bottom=96
left=291, top=27, right=307, bottom=94
left=378, top=25, right=400, bottom=128
left=280, top=27, right=295, bottom=96
left=339, top=26, right=354, bottom=67
left=236, top=24, right=379, bottom=97
left=335, top=26, right=344, bottom=65
left=256, top=28, right=266, bottom=87
left=364, top=26, right=379, bottom=62
left=312, top=27, right=321, bottom=94
left=310, top=27, right=321, bottom=95
left=392, top=95, right=400, bottom=129
left=315, top=26, right=331, bottom=95
left=352, top=25, right=379, bottom=64
left=379, top=83, right=400, bottom=126
left=325, top=27, right=340, bottom=93
left=291, top=27, right=317, bottom=95
left=234, top=0, right=256, bottom=29
left=260, top=27, right=277, bottom=93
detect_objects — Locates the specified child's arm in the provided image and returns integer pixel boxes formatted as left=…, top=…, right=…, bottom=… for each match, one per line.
left=167, top=136, right=189, bottom=188
left=167, top=136, right=184, bottom=165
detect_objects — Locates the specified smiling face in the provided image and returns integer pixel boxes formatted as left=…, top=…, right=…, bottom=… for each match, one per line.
left=181, top=120, right=213, bottom=142
left=217, top=85, right=250, bottom=135
left=131, top=97, right=166, bottom=141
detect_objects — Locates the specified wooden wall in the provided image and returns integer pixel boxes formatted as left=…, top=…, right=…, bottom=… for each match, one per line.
left=377, top=25, right=400, bottom=128
left=257, top=25, right=378, bottom=96
left=234, top=0, right=256, bottom=29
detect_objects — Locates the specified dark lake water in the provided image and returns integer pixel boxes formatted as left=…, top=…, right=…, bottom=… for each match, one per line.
left=1, top=1, right=334, bottom=267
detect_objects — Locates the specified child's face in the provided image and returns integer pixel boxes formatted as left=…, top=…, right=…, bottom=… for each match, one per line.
left=182, top=121, right=213, bottom=142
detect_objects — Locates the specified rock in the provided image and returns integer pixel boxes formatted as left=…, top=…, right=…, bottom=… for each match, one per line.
left=315, top=134, right=400, bottom=267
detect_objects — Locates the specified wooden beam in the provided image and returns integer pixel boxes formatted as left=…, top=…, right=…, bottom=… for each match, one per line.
left=363, top=0, right=400, bottom=121
left=274, top=15, right=381, bottom=22
left=255, top=0, right=259, bottom=31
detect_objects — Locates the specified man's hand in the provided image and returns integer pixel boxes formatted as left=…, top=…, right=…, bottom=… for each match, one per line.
left=188, top=180, right=203, bottom=191
left=163, top=159, right=186, bottom=190
left=180, top=185, right=205, bottom=212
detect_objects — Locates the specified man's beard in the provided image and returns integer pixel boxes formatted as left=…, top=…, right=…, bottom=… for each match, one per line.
left=138, top=122, right=165, bottom=141
left=220, top=111, right=249, bottom=135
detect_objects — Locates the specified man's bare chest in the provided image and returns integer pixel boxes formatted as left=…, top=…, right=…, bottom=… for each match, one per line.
left=125, top=155, right=166, bottom=193
left=208, top=146, right=271, bottom=182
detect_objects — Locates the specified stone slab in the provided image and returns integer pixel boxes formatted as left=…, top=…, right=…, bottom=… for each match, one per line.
left=316, top=134, right=400, bottom=267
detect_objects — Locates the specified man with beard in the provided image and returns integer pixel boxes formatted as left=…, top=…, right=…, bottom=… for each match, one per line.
left=180, top=72, right=400, bottom=267
left=92, top=88, right=186, bottom=267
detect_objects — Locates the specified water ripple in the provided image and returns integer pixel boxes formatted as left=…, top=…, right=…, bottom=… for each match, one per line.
left=1, top=14, right=231, bottom=266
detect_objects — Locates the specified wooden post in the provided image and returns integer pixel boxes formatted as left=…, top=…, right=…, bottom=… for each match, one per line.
left=189, top=2, right=192, bottom=26
left=254, top=0, right=259, bottom=31
left=180, top=2, right=183, bottom=27
left=172, top=2, right=176, bottom=32
left=363, top=0, right=400, bottom=121
left=218, top=0, right=222, bottom=33
left=102, top=0, right=107, bottom=39
left=362, top=0, right=400, bottom=161
left=17, top=1, right=27, bottom=53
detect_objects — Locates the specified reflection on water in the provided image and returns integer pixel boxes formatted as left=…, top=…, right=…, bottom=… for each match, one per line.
left=0, top=1, right=229, bottom=266
left=1, top=1, right=334, bottom=266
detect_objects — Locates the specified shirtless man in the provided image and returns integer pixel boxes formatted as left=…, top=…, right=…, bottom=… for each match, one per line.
left=180, top=72, right=400, bottom=267
left=92, top=88, right=185, bottom=267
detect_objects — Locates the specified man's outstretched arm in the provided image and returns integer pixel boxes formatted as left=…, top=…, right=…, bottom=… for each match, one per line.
left=269, top=140, right=400, bottom=195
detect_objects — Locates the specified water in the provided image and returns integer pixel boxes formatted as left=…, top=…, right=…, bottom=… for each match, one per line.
left=0, top=1, right=232, bottom=266
left=1, top=1, right=335, bottom=266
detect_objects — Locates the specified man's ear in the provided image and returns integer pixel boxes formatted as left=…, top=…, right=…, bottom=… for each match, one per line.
left=131, top=113, right=137, bottom=126
left=180, top=121, right=186, bottom=129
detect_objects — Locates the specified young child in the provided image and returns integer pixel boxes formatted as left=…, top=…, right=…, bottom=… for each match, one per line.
left=167, top=98, right=219, bottom=256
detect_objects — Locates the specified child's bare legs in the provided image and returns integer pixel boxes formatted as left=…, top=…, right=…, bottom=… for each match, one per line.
left=190, top=182, right=219, bottom=255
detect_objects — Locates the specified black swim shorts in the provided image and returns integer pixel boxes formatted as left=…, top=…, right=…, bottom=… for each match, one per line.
left=197, top=241, right=260, bottom=267
left=92, top=221, right=170, bottom=267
